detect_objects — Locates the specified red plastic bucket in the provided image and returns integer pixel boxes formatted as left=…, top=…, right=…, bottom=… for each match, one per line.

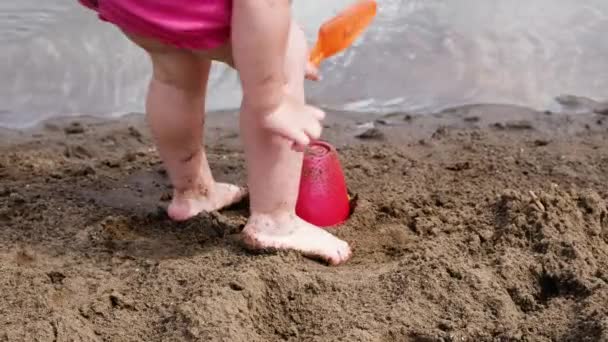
left=296, top=141, right=350, bottom=227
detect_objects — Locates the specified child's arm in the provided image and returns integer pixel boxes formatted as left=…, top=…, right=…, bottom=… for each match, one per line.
left=232, top=0, right=291, bottom=114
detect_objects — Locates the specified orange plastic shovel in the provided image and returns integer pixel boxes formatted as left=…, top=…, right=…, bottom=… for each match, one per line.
left=308, top=0, right=377, bottom=67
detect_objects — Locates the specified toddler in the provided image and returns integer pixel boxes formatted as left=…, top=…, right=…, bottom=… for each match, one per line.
left=79, top=0, right=351, bottom=265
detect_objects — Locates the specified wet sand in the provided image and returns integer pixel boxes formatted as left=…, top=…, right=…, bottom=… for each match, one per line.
left=1, top=106, right=607, bottom=341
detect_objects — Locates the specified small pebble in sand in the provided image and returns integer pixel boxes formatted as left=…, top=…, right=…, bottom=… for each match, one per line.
left=229, top=282, right=245, bottom=291
left=375, top=119, right=399, bottom=126
left=128, top=126, right=143, bottom=140
left=356, top=128, right=385, bottom=141
left=533, top=139, right=550, bottom=146
left=491, top=121, right=534, bottom=130
left=593, top=103, right=608, bottom=115
left=64, top=122, right=85, bottom=135
left=47, top=271, right=66, bottom=285
left=505, top=121, right=534, bottom=130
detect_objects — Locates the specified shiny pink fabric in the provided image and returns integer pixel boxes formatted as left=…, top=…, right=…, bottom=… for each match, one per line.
left=79, top=0, right=232, bottom=50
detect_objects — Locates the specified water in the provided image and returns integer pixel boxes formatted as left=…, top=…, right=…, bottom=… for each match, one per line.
left=1, top=0, right=608, bottom=128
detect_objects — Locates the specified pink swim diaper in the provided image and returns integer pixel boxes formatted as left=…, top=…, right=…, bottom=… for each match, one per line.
left=78, top=0, right=232, bottom=50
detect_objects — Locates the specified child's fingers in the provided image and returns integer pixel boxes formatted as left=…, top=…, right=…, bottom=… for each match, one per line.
left=309, top=106, right=326, bottom=120
left=305, top=62, right=321, bottom=81
left=303, top=103, right=325, bottom=120
left=287, top=128, right=311, bottom=148
left=305, top=73, right=320, bottom=81
left=292, top=142, right=306, bottom=153
left=302, top=120, right=322, bottom=141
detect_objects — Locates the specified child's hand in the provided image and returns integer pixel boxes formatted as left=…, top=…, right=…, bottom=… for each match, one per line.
left=305, top=61, right=320, bottom=81
left=259, top=93, right=325, bottom=151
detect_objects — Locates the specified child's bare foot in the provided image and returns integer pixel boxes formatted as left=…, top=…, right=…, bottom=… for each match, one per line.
left=168, top=182, right=247, bottom=221
left=242, top=213, right=351, bottom=265
left=257, top=94, right=326, bottom=151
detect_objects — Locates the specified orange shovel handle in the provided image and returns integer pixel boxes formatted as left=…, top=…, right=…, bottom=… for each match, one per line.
left=309, top=0, right=377, bottom=67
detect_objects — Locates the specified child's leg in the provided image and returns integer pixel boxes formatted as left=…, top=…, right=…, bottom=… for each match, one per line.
left=232, top=0, right=325, bottom=150
left=128, top=35, right=246, bottom=221
left=231, top=0, right=289, bottom=113
left=240, top=22, right=352, bottom=266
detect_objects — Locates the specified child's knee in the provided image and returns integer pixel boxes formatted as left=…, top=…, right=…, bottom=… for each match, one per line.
left=152, top=56, right=205, bottom=92
left=149, top=52, right=209, bottom=92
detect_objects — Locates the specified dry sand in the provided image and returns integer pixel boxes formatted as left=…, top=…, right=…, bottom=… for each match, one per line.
left=1, top=105, right=607, bottom=341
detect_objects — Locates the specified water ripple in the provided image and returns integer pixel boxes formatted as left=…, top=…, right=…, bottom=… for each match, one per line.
left=1, top=0, right=608, bottom=128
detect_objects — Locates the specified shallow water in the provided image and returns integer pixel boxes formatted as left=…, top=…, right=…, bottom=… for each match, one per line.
left=1, top=0, right=608, bottom=128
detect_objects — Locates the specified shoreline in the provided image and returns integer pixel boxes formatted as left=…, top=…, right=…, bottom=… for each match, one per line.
left=2, top=102, right=605, bottom=145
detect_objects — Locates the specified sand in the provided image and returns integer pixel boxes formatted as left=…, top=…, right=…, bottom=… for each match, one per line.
left=1, top=105, right=607, bottom=341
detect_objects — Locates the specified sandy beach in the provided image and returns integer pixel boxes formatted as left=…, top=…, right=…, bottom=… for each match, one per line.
left=1, top=105, right=607, bottom=341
